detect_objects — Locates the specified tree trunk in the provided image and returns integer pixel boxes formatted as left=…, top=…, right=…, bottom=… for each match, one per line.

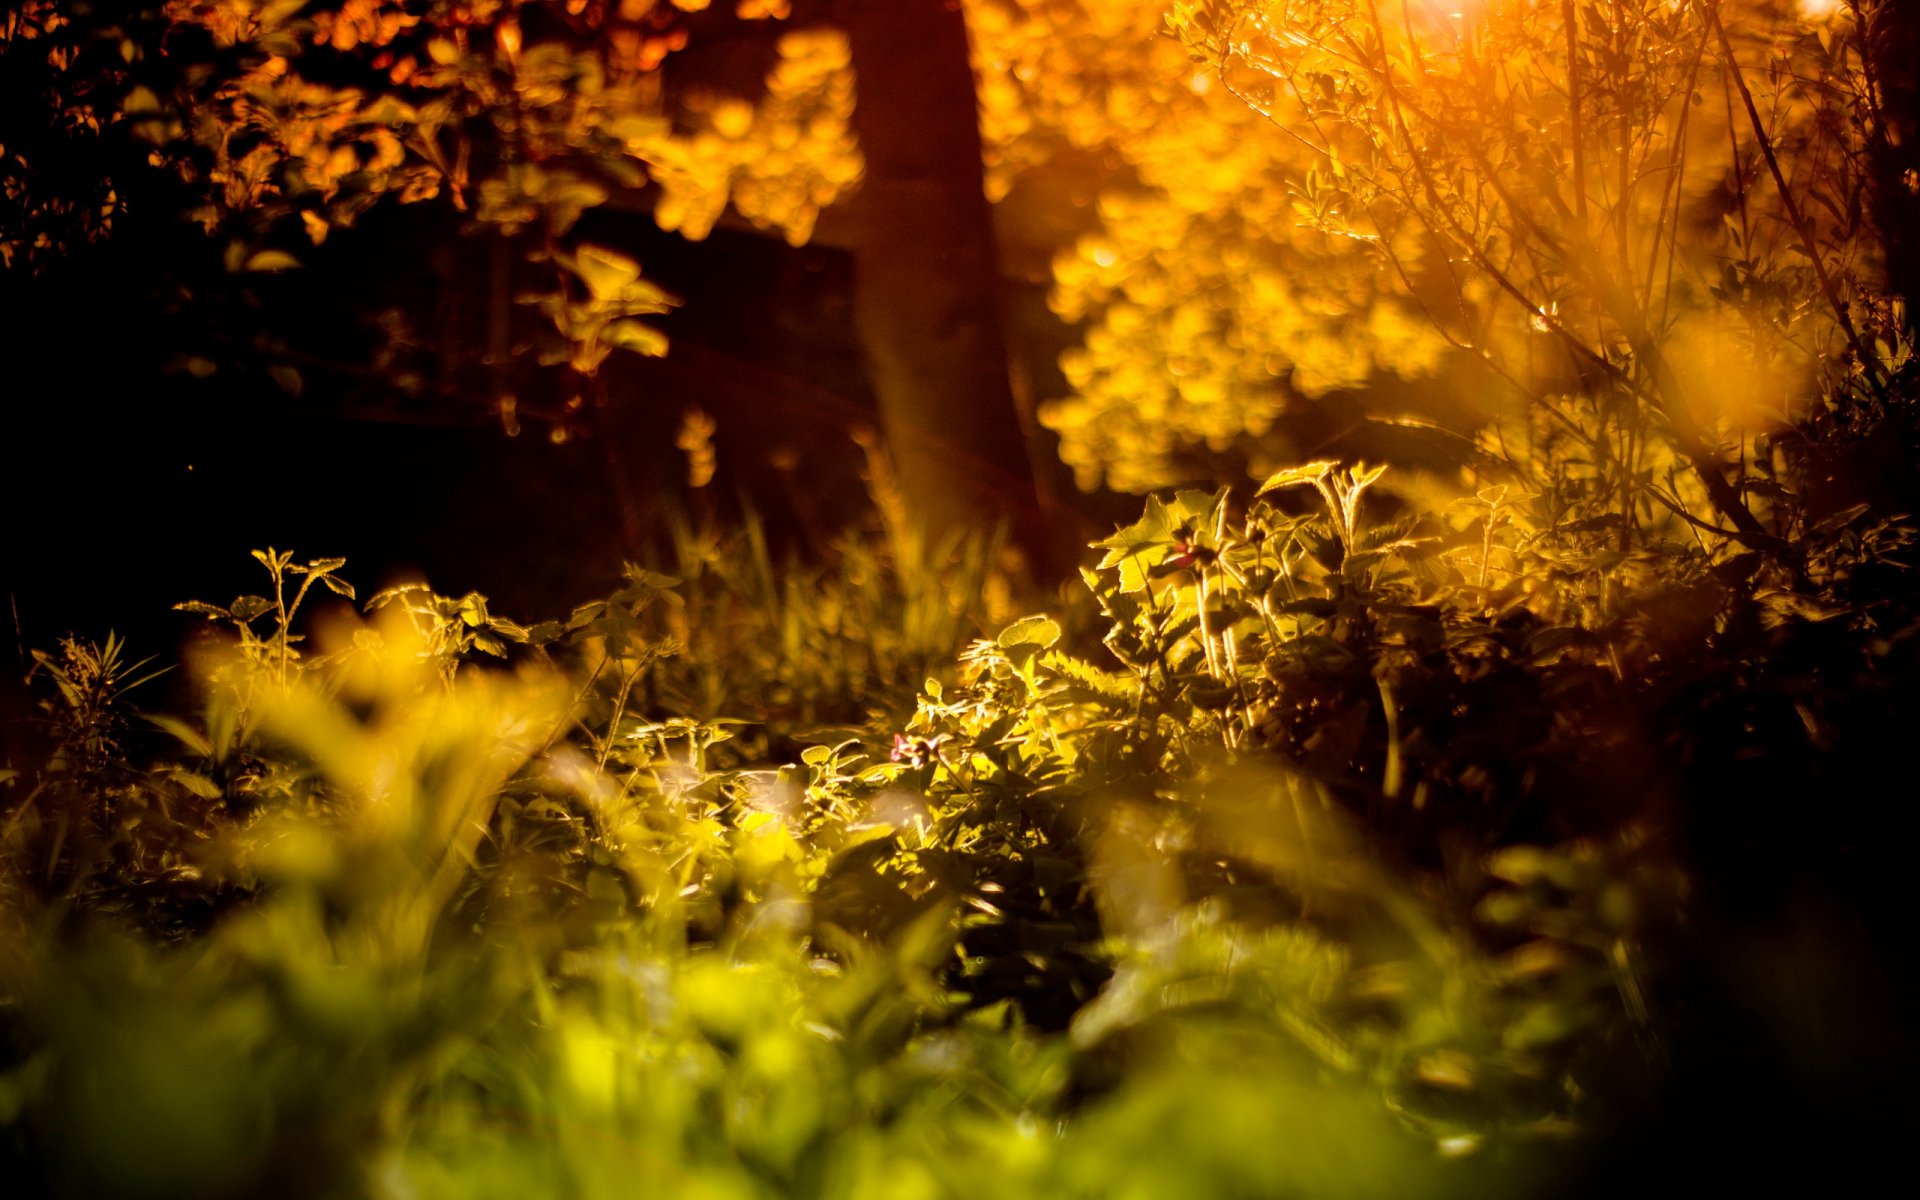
left=838, top=0, right=1044, bottom=548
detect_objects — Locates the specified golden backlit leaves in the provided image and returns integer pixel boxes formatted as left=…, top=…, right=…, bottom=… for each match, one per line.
left=310, top=0, right=420, bottom=52
left=968, top=0, right=1447, bottom=491
left=1171, top=0, right=1881, bottom=448
left=163, top=4, right=853, bottom=247
left=959, top=0, right=1891, bottom=494
left=121, top=1, right=856, bottom=371
left=676, top=406, right=719, bottom=487
left=645, top=28, right=863, bottom=247
left=12, top=0, right=1887, bottom=488
left=531, top=242, right=677, bottom=374
left=183, top=49, right=442, bottom=228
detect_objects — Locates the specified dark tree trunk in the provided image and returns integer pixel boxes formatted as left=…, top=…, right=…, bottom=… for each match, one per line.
left=837, top=0, right=1044, bottom=547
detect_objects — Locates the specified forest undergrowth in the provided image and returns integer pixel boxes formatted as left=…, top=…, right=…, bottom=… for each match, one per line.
left=5, top=371, right=1918, bottom=1198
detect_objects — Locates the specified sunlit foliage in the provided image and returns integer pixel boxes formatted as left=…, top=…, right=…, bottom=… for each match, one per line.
left=0, top=0, right=862, bottom=378
left=0, top=513, right=1578, bottom=1195
left=1158, top=0, right=1908, bottom=538
left=9, top=424, right=1912, bottom=1192
left=970, top=0, right=1450, bottom=492
left=649, top=26, right=862, bottom=247
left=958, top=0, right=1912, bottom=508
left=6, top=0, right=1908, bottom=516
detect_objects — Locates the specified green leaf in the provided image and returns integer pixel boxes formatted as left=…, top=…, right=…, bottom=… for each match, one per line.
left=566, top=601, right=607, bottom=630
left=366, top=584, right=424, bottom=612
left=1050, top=653, right=1134, bottom=702
left=997, top=614, right=1061, bottom=650
left=229, top=595, right=272, bottom=622
left=621, top=566, right=683, bottom=591
left=169, top=770, right=223, bottom=800
left=1093, top=496, right=1183, bottom=593
left=147, top=714, right=213, bottom=758
left=1170, top=488, right=1229, bottom=527
left=488, top=617, right=531, bottom=642
left=1349, top=462, right=1388, bottom=492
left=1257, top=460, right=1338, bottom=494
left=1095, top=494, right=1178, bottom=561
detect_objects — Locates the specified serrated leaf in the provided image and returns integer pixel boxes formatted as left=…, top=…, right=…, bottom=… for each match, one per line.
left=169, top=770, right=223, bottom=800
left=230, top=595, right=272, bottom=622
left=1257, top=461, right=1338, bottom=494
left=366, top=584, right=423, bottom=611
left=1050, top=653, right=1136, bottom=702
left=1093, top=495, right=1196, bottom=592
left=1169, top=488, right=1229, bottom=527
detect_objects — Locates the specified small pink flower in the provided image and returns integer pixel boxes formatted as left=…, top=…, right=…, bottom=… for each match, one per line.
left=890, top=733, right=943, bottom=769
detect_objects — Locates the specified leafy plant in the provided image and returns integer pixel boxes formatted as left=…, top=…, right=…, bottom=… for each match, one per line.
left=1159, top=0, right=1907, bottom=555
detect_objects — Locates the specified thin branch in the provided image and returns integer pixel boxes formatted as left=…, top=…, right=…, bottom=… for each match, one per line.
left=1707, top=0, right=1885, bottom=393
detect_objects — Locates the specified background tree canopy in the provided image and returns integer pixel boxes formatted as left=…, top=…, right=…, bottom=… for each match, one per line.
left=7, top=1, right=1913, bottom=531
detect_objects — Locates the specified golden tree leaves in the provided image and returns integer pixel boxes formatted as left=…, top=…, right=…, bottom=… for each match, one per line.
left=645, top=28, right=862, bottom=247
left=967, top=0, right=1446, bottom=492
left=127, top=1, right=859, bottom=378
